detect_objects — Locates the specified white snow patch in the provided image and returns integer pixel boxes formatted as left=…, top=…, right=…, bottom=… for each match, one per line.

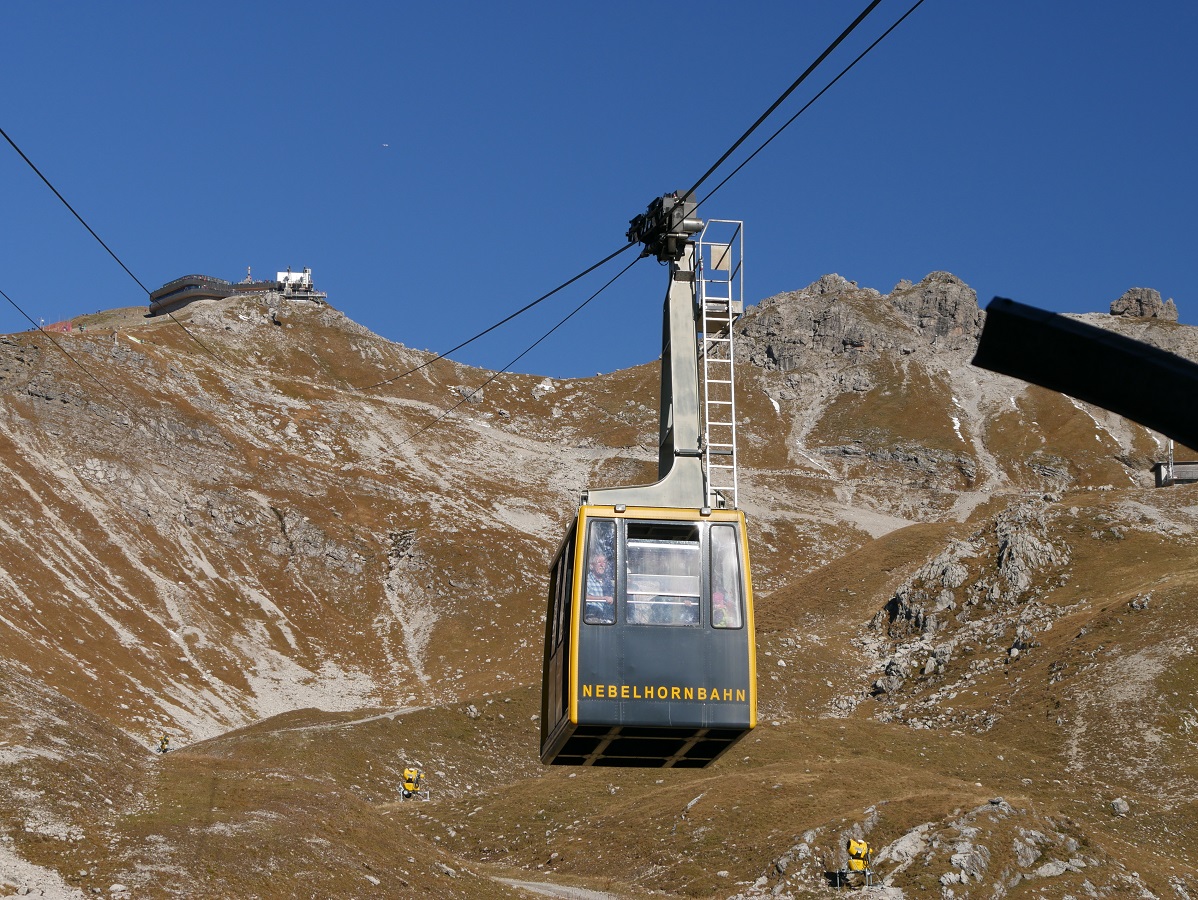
left=951, top=416, right=965, bottom=442
left=768, top=394, right=780, bottom=414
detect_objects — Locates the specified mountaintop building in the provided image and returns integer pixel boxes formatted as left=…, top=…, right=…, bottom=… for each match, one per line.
left=147, top=267, right=327, bottom=317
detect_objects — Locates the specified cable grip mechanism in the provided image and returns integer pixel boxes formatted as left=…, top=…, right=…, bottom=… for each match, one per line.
left=627, top=192, right=704, bottom=262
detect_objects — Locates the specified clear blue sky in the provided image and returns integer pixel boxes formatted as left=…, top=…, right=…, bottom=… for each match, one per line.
left=2, top=1, right=1195, bottom=378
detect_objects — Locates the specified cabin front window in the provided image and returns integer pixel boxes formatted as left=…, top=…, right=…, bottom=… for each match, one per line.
left=625, top=522, right=700, bottom=626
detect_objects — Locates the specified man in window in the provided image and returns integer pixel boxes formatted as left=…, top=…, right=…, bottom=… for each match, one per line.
left=585, top=550, right=615, bottom=624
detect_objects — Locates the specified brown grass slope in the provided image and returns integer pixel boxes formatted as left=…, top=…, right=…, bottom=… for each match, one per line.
left=0, top=277, right=1195, bottom=898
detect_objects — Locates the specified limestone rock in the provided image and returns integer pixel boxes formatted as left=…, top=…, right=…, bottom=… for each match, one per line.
left=1109, top=287, right=1178, bottom=321
left=737, top=272, right=985, bottom=373
left=889, top=271, right=985, bottom=350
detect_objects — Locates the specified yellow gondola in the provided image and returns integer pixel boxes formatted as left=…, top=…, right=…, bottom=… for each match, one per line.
left=540, top=196, right=756, bottom=767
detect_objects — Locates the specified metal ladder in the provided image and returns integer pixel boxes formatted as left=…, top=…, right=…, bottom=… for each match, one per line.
left=697, top=220, right=743, bottom=509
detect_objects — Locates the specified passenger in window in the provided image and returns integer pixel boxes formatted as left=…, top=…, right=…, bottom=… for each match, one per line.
left=712, top=591, right=738, bottom=628
left=584, top=551, right=615, bottom=624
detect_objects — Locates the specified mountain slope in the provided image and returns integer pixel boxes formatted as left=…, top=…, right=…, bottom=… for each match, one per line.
left=0, top=275, right=1194, bottom=899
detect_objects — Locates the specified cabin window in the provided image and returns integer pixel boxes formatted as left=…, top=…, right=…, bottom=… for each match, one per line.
left=625, top=522, right=700, bottom=626
left=552, top=533, right=574, bottom=646
left=710, top=524, right=743, bottom=629
left=583, top=519, right=616, bottom=625
left=548, top=559, right=563, bottom=646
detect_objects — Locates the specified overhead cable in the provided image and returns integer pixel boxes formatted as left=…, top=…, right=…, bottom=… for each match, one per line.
left=391, top=255, right=642, bottom=450
left=698, top=0, right=929, bottom=211
left=358, top=0, right=894, bottom=391
left=359, top=241, right=636, bottom=391
left=682, top=0, right=886, bottom=201
left=1, top=125, right=230, bottom=367
left=0, top=284, right=134, bottom=417
left=1, top=125, right=152, bottom=297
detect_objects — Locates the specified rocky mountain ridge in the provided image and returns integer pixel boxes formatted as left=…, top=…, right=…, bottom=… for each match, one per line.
left=0, top=273, right=1194, bottom=898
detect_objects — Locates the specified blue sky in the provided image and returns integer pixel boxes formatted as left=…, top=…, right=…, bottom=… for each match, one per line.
left=2, top=1, right=1194, bottom=378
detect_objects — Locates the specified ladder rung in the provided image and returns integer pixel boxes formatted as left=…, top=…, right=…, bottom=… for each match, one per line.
left=703, top=249, right=739, bottom=509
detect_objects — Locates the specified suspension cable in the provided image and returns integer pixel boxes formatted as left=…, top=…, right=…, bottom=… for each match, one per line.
left=1, top=125, right=232, bottom=367
left=359, top=242, right=635, bottom=391
left=0, top=285, right=133, bottom=414
left=698, top=0, right=929, bottom=211
left=682, top=0, right=885, bottom=201
left=390, top=255, right=641, bottom=450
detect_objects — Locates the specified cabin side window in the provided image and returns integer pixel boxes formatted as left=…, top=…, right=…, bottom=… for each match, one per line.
left=552, top=533, right=575, bottom=647
left=583, top=519, right=616, bottom=625
left=548, top=559, right=562, bottom=647
left=710, top=524, right=744, bottom=629
left=625, top=522, right=701, bottom=626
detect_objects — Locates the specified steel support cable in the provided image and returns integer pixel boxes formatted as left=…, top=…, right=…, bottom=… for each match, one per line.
left=1, top=126, right=152, bottom=296
left=0, top=285, right=134, bottom=415
left=696, top=0, right=929, bottom=212
left=0, top=281, right=250, bottom=541
left=376, top=1, right=912, bottom=452
left=1, top=125, right=230, bottom=368
left=0, top=284, right=189, bottom=464
left=361, top=4, right=883, bottom=392
left=352, top=2, right=889, bottom=393
left=389, top=255, right=642, bottom=451
left=680, top=0, right=885, bottom=203
left=4, top=107, right=632, bottom=393
left=358, top=241, right=636, bottom=391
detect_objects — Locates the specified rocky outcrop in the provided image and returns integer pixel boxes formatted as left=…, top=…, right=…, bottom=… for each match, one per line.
left=747, top=800, right=1131, bottom=899
left=738, top=274, right=894, bottom=371
left=888, top=271, right=985, bottom=350
left=737, top=272, right=984, bottom=372
left=1109, top=287, right=1178, bottom=321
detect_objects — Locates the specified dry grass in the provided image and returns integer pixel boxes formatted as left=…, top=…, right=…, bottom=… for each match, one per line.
left=1, top=295, right=1196, bottom=897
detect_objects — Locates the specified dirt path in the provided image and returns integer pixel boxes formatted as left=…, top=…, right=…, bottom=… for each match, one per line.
left=492, top=877, right=620, bottom=899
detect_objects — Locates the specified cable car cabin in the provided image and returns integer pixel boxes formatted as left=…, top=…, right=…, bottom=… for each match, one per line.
left=540, top=504, right=756, bottom=767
